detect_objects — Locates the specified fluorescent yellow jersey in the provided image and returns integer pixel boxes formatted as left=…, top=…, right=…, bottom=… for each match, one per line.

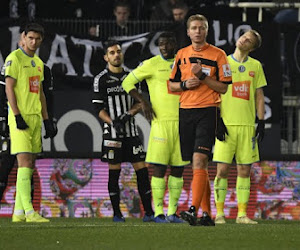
left=221, top=55, right=267, bottom=126
left=122, top=55, right=179, bottom=121
left=5, top=48, right=44, bottom=116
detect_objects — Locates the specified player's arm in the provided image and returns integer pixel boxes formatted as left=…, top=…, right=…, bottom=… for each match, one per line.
left=255, top=87, right=265, bottom=142
left=169, top=78, right=201, bottom=92
left=41, top=86, right=57, bottom=138
left=122, top=71, right=155, bottom=120
left=5, top=77, right=20, bottom=115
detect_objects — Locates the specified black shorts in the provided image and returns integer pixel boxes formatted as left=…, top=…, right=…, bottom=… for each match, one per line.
left=179, top=107, right=218, bottom=161
left=101, top=136, right=146, bottom=164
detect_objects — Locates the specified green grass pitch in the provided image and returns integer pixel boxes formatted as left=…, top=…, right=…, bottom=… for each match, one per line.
left=0, top=218, right=300, bottom=250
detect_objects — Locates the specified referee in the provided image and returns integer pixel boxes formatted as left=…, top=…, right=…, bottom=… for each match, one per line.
left=92, top=40, right=154, bottom=222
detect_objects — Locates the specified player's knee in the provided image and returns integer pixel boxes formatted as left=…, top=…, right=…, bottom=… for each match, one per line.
left=237, top=165, right=251, bottom=178
left=170, top=166, right=184, bottom=178
left=152, top=164, right=167, bottom=178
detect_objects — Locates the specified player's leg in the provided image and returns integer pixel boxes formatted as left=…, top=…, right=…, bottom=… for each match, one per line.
left=101, top=137, right=125, bottom=222
left=0, top=151, right=16, bottom=202
left=213, top=125, right=236, bottom=224
left=131, top=161, right=154, bottom=221
left=166, top=120, right=189, bottom=223
left=151, top=164, right=168, bottom=223
left=235, top=126, right=259, bottom=224
left=213, top=163, right=230, bottom=224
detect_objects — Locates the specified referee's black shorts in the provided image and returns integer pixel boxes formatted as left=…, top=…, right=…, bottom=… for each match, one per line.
left=179, top=107, right=218, bottom=161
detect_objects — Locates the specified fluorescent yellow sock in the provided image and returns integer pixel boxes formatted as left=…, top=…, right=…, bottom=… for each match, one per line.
left=151, top=176, right=166, bottom=217
left=167, top=175, right=183, bottom=216
left=14, top=182, right=24, bottom=215
left=236, top=176, right=250, bottom=217
left=214, top=177, right=228, bottom=217
left=17, top=167, right=34, bottom=214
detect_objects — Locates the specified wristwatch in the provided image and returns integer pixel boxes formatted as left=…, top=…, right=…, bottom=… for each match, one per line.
left=199, top=73, right=207, bottom=80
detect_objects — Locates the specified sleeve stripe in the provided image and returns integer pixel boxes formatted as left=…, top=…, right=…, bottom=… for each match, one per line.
left=0, top=81, right=5, bottom=85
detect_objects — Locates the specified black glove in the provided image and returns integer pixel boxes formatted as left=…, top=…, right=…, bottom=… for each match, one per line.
left=111, top=119, right=125, bottom=137
left=43, top=118, right=58, bottom=139
left=115, top=112, right=132, bottom=124
left=0, top=116, right=9, bottom=137
left=15, top=114, right=29, bottom=130
left=256, top=120, right=265, bottom=143
left=216, top=117, right=228, bottom=141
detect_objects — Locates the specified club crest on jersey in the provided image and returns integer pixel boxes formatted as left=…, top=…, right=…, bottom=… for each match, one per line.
left=238, top=65, right=246, bottom=72
left=31, top=60, right=36, bottom=67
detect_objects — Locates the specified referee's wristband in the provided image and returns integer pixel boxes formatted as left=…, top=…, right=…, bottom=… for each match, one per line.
left=199, top=73, right=207, bottom=80
left=180, top=81, right=188, bottom=91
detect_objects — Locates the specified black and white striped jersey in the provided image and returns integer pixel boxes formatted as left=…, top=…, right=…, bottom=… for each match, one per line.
left=92, top=68, right=139, bottom=139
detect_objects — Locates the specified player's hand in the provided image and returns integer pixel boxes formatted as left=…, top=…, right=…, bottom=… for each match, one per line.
left=140, top=100, right=156, bottom=121
left=0, top=116, right=9, bottom=137
left=191, top=59, right=203, bottom=78
left=111, top=119, right=126, bottom=137
left=43, top=118, right=58, bottom=139
left=256, top=120, right=265, bottom=142
left=186, top=77, right=201, bottom=90
left=216, top=117, right=228, bottom=141
left=15, top=114, right=29, bottom=130
left=115, top=112, right=132, bottom=124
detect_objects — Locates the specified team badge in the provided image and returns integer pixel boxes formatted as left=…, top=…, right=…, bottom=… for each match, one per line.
left=31, top=60, right=36, bottom=67
left=238, top=65, right=246, bottom=72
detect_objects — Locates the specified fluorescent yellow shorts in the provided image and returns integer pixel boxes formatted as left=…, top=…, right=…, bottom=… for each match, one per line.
left=213, top=125, right=259, bottom=165
left=146, top=120, right=190, bottom=167
left=8, top=114, right=42, bottom=155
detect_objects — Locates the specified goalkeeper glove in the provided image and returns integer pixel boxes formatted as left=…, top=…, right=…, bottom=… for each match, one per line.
left=44, top=118, right=58, bottom=139
left=111, top=120, right=125, bottom=137
left=216, top=110, right=228, bottom=141
left=256, top=120, right=265, bottom=143
left=0, top=116, right=9, bottom=137
left=15, top=114, right=29, bottom=130
left=115, top=112, right=132, bottom=124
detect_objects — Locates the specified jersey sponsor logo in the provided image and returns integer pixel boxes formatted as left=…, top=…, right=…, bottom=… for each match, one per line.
left=232, top=81, right=250, bottom=100
left=222, top=64, right=232, bottom=77
left=238, top=65, right=246, bottom=72
left=133, top=145, right=144, bottom=155
left=249, top=71, right=255, bottom=77
left=23, top=65, right=30, bottom=68
left=6, top=60, right=12, bottom=67
left=103, top=140, right=122, bottom=148
left=29, top=75, right=40, bottom=94
left=107, top=85, right=124, bottom=94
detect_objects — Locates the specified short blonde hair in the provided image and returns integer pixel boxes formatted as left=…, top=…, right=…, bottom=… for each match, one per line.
left=186, top=14, right=208, bottom=29
left=248, top=29, right=262, bottom=50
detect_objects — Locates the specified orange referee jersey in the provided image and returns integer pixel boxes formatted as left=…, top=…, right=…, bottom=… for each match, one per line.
left=169, top=43, right=232, bottom=109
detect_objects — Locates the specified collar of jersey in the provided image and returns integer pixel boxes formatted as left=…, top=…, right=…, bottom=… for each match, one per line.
left=231, top=54, right=249, bottom=63
left=159, top=54, right=175, bottom=62
left=19, top=47, right=34, bottom=58
left=192, top=43, right=210, bottom=52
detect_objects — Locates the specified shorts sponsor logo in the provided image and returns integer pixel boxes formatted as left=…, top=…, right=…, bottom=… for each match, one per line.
left=29, top=75, right=40, bottom=94
left=153, top=136, right=167, bottom=144
left=108, top=150, right=114, bottom=159
left=133, top=145, right=144, bottom=155
left=198, top=146, right=210, bottom=151
left=104, top=140, right=122, bottom=148
left=232, top=81, right=250, bottom=100
left=249, top=71, right=255, bottom=77
left=222, top=64, right=232, bottom=77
